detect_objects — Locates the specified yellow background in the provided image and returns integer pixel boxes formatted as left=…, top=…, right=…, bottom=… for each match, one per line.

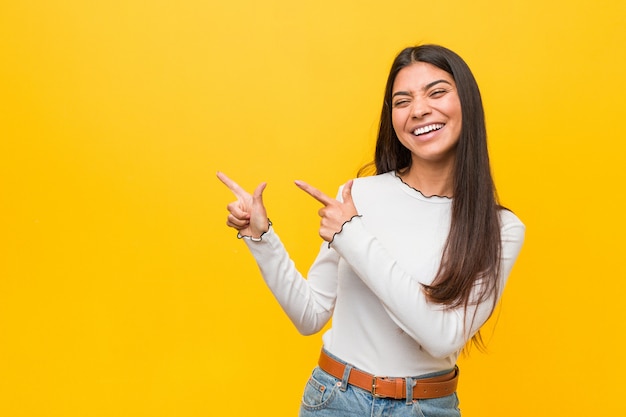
left=1, top=1, right=625, bottom=416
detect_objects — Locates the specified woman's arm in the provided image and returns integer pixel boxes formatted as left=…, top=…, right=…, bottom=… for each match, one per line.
left=242, top=229, right=338, bottom=335
left=330, top=214, right=525, bottom=358
left=217, top=172, right=338, bottom=335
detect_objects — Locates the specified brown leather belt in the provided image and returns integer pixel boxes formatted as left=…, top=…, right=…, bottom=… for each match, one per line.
left=318, top=350, right=458, bottom=400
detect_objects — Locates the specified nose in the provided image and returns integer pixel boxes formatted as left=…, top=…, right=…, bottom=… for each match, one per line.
left=411, top=97, right=431, bottom=119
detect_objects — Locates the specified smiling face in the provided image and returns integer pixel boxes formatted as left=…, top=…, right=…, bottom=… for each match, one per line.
left=391, top=62, right=462, bottom=168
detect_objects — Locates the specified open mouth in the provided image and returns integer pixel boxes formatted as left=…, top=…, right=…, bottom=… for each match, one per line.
left=413, top=124, right=444, bottom=136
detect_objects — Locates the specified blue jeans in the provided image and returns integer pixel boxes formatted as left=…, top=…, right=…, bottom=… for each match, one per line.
left=299, top=354, right=461, bottom=417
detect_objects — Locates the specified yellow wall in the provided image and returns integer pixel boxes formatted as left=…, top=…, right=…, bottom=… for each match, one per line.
left=1, top=1, right=625, bottom=416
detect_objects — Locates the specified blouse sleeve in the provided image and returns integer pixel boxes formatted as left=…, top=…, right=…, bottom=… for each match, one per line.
left=243, top=227, right=339, bottom=335
left=330, top=214, right=525, bottom=358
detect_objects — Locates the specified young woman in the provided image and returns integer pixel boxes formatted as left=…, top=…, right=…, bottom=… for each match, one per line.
left=217, top=44, right=525, bottom=416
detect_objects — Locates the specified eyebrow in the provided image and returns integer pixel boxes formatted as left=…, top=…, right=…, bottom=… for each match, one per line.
left=392, top=79, right=453, bottom=98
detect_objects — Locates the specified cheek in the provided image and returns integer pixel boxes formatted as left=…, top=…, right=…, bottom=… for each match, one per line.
left=391, top=110, right=405, bottom=132
left=451, top=100, right=462, bottom=123
left=453, top=108, right=463, bottom=135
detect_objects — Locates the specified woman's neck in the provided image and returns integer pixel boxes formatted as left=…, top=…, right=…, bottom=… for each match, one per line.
left=398, top=163, right=454, bottom=198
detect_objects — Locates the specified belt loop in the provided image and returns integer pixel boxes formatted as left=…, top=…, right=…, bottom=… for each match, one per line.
left=405, top=377, right=416, bottom=405
left=340, top=364, right=353, bottom=393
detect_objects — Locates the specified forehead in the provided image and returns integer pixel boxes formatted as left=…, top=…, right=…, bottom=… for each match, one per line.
left=392, top=62, right=455, bottom=91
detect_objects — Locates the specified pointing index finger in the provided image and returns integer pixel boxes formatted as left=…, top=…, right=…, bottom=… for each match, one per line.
left=294, top=180, right=335, bottom=206
left=216, top=171, right=247, bottom=198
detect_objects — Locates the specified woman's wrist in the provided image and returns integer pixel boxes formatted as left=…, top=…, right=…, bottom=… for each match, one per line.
left=237, top=218, right=272, bottom=241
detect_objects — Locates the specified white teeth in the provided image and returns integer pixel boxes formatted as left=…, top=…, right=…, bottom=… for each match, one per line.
left=413, top=124, right=444, bottom=136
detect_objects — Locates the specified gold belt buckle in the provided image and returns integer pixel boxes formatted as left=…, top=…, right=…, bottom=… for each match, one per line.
left=371, top=376, right=388, bottom=398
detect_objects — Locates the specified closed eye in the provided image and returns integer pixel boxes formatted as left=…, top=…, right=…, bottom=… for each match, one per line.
left=429, top=89, right=448, bottom=98
left=393, top=99, right=411, bottom=108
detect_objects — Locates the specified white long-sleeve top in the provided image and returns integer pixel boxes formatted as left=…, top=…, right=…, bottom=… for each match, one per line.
left=243, top=172, right=525, bottom=377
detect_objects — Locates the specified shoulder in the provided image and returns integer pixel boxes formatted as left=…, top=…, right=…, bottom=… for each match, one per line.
left=343, top=172, right=398, bottom=199
left=335, top=172, right=397, bottom=205
left=498, top=208, right=526, bottom=243
left=350, top=172, right=396, bottom=189
left=498, top=208, right=525, bottom=229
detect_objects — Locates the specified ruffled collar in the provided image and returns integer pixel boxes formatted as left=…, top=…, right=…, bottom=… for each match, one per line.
left=393, top=171, right=453, bottom=200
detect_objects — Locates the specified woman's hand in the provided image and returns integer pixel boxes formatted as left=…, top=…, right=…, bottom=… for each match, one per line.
left=295, top=179, right=358, bottom=242
left=217, top=172, right=269, bottom=239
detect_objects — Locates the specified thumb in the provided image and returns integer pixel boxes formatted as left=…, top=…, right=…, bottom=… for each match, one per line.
left=252, top=182, right=267, bottom=205
left=341, top=179, right=354, bottom=205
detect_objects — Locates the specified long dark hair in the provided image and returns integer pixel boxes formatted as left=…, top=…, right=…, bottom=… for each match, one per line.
left=361, top=44, right=502, bottom=348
